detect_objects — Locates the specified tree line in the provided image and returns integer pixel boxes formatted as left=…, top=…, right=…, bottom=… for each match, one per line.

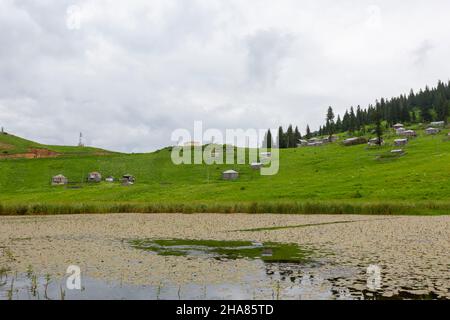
left=320, top=80, right=450, bottom=136
left=263, top=80, right=450, bottom=148
left=262, top=125, right=304, bottom=149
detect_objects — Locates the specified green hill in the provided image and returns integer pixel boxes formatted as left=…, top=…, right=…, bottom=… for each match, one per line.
left=0, top=132, right=115, bottom=157
left=0, top=127, right=449, bottom=215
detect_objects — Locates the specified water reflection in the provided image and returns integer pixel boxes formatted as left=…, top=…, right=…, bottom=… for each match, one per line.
left=1, top=260, right=445, bottom=300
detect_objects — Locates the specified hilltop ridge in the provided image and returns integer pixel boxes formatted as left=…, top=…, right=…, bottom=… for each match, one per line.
left=0, top=131, right=116, bottom=159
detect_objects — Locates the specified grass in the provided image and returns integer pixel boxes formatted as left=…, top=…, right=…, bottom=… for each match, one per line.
left=0, top=128, right=449, bottom=215
left=0, top=201, right=449, bottom=215
left=0, top=132, right=114, bottom=156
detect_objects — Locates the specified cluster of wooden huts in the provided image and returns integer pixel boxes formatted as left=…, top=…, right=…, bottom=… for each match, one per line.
left=393, top=122, right=445, bottom=137
left=389, top=121, right=448, bottom=155
left=298, top=135, right=338, bottom=147
left=52, top=172, right=135, bottom=186
left=394, top=123, right=417, bottom=138
left=222, top=152, right=271, bottom=180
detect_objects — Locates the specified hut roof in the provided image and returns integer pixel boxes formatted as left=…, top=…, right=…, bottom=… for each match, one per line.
left=223, top=170, right=238, bottom=174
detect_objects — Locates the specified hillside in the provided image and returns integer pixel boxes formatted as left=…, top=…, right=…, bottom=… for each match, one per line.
left=0, top=132, right=115, bottom=158
left=0, top=125, right=449, bottom=215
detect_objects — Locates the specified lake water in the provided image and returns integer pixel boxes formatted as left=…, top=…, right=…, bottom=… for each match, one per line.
left=0, top=239, right=444, bottom=300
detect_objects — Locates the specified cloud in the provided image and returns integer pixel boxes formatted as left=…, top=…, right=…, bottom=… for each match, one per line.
left=246, top=29, right=293, bottom=88
left=0, top=0, right=450, bottom=152
left=413, top=40, right=434, bottom=66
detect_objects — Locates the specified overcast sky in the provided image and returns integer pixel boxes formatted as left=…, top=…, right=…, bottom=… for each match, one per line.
left=1, top=0, right=450, bottom=152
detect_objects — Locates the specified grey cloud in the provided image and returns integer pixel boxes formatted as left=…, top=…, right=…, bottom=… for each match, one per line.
left=413, top=40, right=434, bottom=66
left=1, top=0, right=450, bottom=152
left=246, top=30, right=293, bottom=88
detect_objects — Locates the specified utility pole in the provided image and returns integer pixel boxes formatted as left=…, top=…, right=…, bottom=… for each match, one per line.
left=78, top=132, right=85, bottom=147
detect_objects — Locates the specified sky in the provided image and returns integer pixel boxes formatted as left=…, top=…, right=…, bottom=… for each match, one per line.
left=1, top=0, right=450, bottom=152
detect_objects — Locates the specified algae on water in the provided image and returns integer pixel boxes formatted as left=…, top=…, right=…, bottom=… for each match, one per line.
left=129, top=239, right=310, bottom=263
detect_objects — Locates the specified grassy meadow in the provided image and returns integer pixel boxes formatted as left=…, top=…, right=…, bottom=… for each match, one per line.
left=0, top=127, right=449, bottom=215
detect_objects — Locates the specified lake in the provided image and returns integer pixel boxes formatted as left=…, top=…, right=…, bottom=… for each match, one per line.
left=0, top=213, right=448, bottom=300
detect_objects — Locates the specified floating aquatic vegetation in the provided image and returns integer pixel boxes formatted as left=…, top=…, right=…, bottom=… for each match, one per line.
left=129, top=239, right=310, bottom=263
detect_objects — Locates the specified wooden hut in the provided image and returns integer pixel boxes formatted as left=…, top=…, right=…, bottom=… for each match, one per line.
left=122, top=174, right=135, bottom=185
left=394, top=139, right=408, bottom=146
left=425, top=127, right=440, bottom=135
left=251, top=162, right=263, bottom=170
left=222, top=170, right=239, bottom=180
left=343, top=137, right=367, bottom=146
left=328, top=135, right=339, bottom=142
left=391, top=149, right=405, bottom=155
left=368, top=138, right=383, bottom=146
left=402, top=130, right=417, bottom=137
left=52, top=174, right=68, bottom=186
left=430, top=121, right=445, bottom=127
left=87, top=172, right=102, bottom=182
left=396, top=127, right=406, bottom=135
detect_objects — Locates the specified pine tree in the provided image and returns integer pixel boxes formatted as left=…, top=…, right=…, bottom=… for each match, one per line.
left=305, top=125, right=311, bottom=139
left=400, top=101, right=410, bottom=122
left=408, top=89, right=416, bottom=107
left=356, top=105, right=362, bottom=130
left=262, top=129, right=273, bottom=148
left=335, top=115, right=342, bottom=132
left=286, top=125, right=294, bottom=148
left=277, top=126, right=286, bottom=148
left=326, top=106, right=335, bottom=139
left=267, top=129, right=273, bottom=148
left=374, top=110, right=383, bottom=145
left=438, top=100, right=449, bottom=123
left=421, top=107, right=433, bottom=122
left=349, top=107, right=356, bottom=132
left=411, top=110, right=417, bottom=122
left=294, top=126, right=301, bottom=145
left=342, top=110, right=350, bottom=132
